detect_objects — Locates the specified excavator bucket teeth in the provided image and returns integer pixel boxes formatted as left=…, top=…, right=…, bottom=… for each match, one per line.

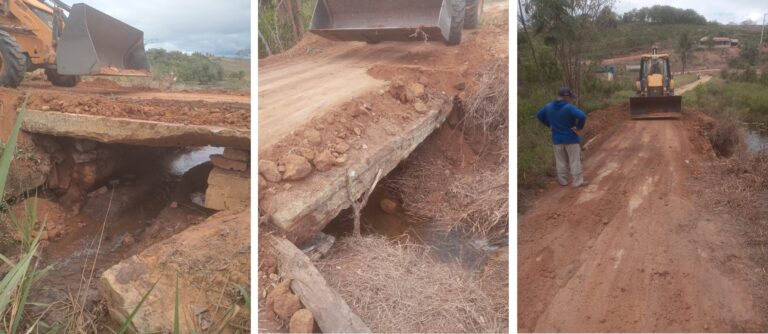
left=309, top=0, right=453, bottom=43
left=630, top=96, right=683, bottom=119
left=56, top=4, right=150, bottom=76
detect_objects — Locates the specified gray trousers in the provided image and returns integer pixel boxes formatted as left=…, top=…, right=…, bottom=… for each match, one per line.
left=553, top=143, right=584, bottom=187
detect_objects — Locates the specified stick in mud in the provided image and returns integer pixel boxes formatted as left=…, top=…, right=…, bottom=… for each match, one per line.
left=346, top=168, right=382, bottom=238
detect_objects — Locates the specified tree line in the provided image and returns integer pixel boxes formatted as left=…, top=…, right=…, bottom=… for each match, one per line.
left=146, top=49, right=225, bottom=84
left=620, top=5, right=707, bottom=25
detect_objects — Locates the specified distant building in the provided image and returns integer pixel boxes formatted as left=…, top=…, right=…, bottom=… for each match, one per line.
left=596, top=65, right=617, bottom=74
left=698, top=36, right=739, bottom=48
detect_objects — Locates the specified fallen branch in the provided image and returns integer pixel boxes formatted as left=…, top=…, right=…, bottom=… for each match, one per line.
left=583, top=134, right=599, bottom=151
left=270, top=235, right=371, bottom=333
left=346, top=168, right=382, bottom=238
left=409, top=27, right=430, bottom=43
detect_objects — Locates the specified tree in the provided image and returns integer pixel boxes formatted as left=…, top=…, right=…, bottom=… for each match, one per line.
left=528, top=0, right=616, bottom=106
left=741, top=40, right=759, bottom=65
left=677, top=31, right=694, bottom=73
left=596, top=7, right=618, bottom=28
left=285, top=0, right=305, bottom=41
left=619, top=5, right=706, bottom=25
left=518, top=0, right=544, bottom=88
left=741, top=19, right=757, bottom=26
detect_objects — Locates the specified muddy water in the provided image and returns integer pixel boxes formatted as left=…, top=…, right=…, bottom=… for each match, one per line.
left=323, top=189, right=493, bottom=268
left=168, top=146, right=223, bottom=176
left=745, top=129, right=768, bottom=152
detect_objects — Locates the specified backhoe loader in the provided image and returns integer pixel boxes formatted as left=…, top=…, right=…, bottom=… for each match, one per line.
left=0, top=0, right=150, bottom=88
left=309, top=0, right=484, bottom=45
left=629, top=48, right=682, bottom=119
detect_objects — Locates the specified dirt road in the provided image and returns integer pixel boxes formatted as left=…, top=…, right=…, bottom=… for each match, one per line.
left=676, top=75, right=711, bottom=95
left=257, top=1, right=509, bottom=152
left=518, top=84, right=765, bottom=331
left=257, top=40, right=465, bottom=150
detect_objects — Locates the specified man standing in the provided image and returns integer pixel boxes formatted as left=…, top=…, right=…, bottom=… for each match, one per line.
left=536, top=87, right=588, bottom=187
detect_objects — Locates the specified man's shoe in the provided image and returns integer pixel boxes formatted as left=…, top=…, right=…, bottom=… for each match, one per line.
left=574, top=180, right=589, bottom=188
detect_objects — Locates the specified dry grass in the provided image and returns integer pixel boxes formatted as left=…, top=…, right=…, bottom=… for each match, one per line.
left=461, top=60, right=509, bottom=161
left=384, top=60, right=509, bottom=243
left=709, top=118, right=744, bottom=158
left=694, top=110, right=768, bottom=222
left=703, top=151, right=768, bottom=222
left=316, top=236, right=508, bottom=333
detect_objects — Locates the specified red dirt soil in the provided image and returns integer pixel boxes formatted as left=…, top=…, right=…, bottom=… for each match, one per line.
left=518, top=105, right=766, bottom=331
left=23, top=90, right=250, bottom=129
left=257, top=1, right=508, bottom=166
left=79, top=78, right=125, bottom=90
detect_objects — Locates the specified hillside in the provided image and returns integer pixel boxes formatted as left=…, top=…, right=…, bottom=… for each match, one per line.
left=587, top=23, right=762, bottom=60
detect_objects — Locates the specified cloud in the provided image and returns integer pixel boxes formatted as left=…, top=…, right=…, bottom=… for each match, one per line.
left=78, top=0, right=250, bottom=56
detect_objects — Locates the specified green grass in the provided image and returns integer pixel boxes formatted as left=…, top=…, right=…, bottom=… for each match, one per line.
left=213, top=56, right=251, bottom=90
left=115, top=280, right=159, bottom=334
left=110, top=49, right=250, bottom=90
left=686, top=77, right=768, bottom=125
left=0, top=96, right=51, bottom=333
left=675, top=73, right=699, bottom=88
left=517, top=89, right=555, bottom=188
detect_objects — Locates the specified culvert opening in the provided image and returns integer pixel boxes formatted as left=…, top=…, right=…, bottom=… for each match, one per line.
left=15, top=136, right=224, bottom=322
left=322, top=159, right=506, bottom=269
left=321, top=94, right=508, bottom=269
left=306, top=60, right=508, bottom=334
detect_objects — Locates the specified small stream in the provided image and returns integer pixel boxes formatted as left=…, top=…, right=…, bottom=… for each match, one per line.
left=323, top=188, right=501, bottom=270
left=28, top=146, right=220, bottom=323
left=745, top=128, right=768, bottom=153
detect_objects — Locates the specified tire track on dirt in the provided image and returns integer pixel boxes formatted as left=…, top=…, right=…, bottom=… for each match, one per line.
left=518, top=115, right=765, bottom=332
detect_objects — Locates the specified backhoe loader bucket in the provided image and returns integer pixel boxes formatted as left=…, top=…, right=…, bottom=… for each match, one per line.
left=629, top=96, right=683, bottom=119
left=309, top=0, right=455, bottom=43
left=55, top=3, right=150, bottom=76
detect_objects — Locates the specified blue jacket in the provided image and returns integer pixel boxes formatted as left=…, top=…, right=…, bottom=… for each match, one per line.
left=536, top=99, right=587, bottom=145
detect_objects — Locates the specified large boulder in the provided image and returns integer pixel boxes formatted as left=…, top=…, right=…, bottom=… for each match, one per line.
left=99, top=210, right=250, bottom=333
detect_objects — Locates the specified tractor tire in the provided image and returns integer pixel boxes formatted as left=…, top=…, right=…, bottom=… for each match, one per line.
left=447, top=0, right=466, bottom=45
left=0, top=31, right=27, bottom=88
left=464, top=0, right=484, bottom=29
left=45, top=68, right=80, bottom=87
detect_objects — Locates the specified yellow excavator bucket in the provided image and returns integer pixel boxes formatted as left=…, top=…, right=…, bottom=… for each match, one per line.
left=55, top=3, right=150, bottom=76
left=309, top=0, right=457, bottom=43
left=630, top=96, right=682, bottom=119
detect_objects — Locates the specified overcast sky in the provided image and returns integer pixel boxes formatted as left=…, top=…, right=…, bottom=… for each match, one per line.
left=615, top=0, right=768, bottom=24
left=77, top=0, right=250, bottom=57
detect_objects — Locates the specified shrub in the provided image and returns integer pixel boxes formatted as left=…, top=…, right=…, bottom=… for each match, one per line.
left=146, top=49, right=225, bottom=84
